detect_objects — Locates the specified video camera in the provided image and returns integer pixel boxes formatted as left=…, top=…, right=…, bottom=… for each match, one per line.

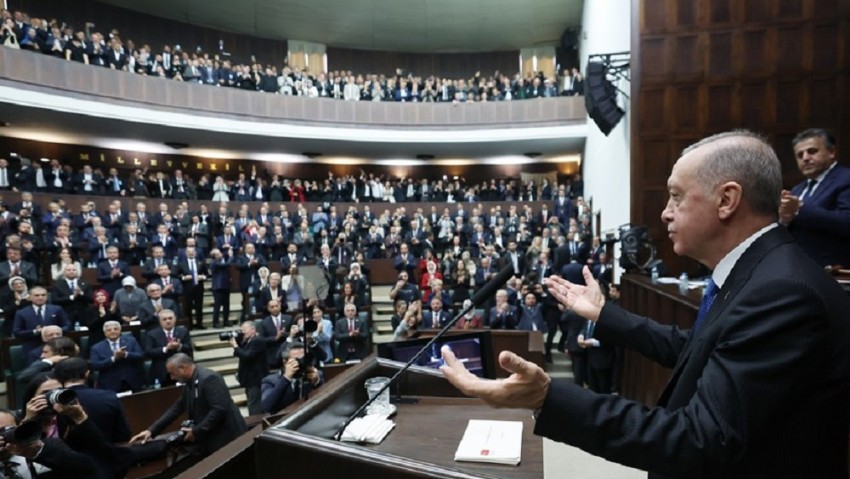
left=219, top=330, right=244, bottom=342
left=164, top=420, right=195, bottom=446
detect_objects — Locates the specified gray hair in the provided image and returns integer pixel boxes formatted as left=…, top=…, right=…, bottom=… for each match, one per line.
left=166, top=353, right=194, bottom=368
left=103, top=320, right=121, bottom=331
left=682, top=130, right=781, bottom=218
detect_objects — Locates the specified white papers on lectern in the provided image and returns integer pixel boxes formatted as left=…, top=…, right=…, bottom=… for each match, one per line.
left=454, top=420, right=522, bottom=466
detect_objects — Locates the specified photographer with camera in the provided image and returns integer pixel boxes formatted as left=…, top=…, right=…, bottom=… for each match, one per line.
left=228, top=321, right=266, bottom=415
left=260, top=342, right=323, bottom=414
left=0, top=408, right=101, bottom=479
left=129, top=354, right=246, bottom=457
left=22, top=374, right=134, bottom=478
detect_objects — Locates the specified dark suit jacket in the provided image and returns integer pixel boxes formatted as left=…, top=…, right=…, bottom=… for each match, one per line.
left=137, top=297, right=179, bottom=329
left=581, top=320, right=615, bottom=369
left=89, top=336, right=146, bottom=392
left=68, top=384, right=133, bottom=443
left=0, top=259, right=38, bottom=286
left=258, top=315, right=290, bottom=368
left=50, top=278, right=92, bottom=321
left=95, top=260, right=130, bottom=296
left=489, top=305, right=518, bottom=330
left=143, top=326, right=193, bottom=385
left=786, top=164, right=850, bottom=267
left=534, top=227, right=850, bottom=478
left=13, top=304, right=71, bottom=359
left=334, top=317, right=369, bottom=361
left=233, top=336, right=267, bottom=388
left=422, top=310, right=450, bottom=329
left=148, top=366, right=247, bottom=455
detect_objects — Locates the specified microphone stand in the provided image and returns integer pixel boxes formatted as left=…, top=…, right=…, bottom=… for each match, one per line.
left=332, top=299, right=477, bottom=441
left=332, top=264, right=514, bottom=441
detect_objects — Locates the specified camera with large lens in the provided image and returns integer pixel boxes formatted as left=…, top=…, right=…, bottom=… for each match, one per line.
left=44, top=388, right=77, bottom=407
left=293, top=350, right=317, bottom=379
left=164, top=420, right=195, bottom=446
left=218, top=330, right=244, bottom=342
left=0, top=421, right=41, bottom=445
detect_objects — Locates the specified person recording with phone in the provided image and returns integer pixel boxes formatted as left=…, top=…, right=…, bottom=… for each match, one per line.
left=260, top=342, right=323, bottom=414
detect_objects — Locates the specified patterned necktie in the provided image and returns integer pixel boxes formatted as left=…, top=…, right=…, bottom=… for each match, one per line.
left=693, top=278, right=718, bottom=335
left=801, top=179, right=818, bottom=200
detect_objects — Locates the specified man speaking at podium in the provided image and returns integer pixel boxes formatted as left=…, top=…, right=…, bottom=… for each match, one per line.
left=441, top=131, right=850, bottom=478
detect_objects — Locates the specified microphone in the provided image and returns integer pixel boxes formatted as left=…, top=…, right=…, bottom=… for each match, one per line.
left=333, top=265, right=514, bottom=440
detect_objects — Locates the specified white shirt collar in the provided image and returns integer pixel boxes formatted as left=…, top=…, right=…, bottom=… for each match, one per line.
left=711, top=223, right=777, bottom=289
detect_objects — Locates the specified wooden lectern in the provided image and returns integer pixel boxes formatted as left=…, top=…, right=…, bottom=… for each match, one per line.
left=255, top=356, right=543, bottom=479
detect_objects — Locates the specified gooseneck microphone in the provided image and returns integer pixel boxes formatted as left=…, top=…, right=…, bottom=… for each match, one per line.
left=333, top=265, right=515, bottom=440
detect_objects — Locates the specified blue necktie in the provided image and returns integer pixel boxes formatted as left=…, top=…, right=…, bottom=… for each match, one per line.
left=693, top=278, right=718, bottom=335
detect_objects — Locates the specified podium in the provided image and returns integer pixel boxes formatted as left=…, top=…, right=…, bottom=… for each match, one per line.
left=255, top=356, right=543, bottom=479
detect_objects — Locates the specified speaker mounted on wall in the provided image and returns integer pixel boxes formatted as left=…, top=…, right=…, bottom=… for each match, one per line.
left=584, top=52, right=631, bottom=136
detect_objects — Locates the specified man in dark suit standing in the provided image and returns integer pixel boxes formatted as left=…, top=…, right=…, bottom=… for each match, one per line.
left=779, top=128, right=850, bottom=267
left=229, top=321, right=266, bottom=415
left=95, top=246, right=130, bottom=297
left=54, top=357, right=133, bottom=443
left=442, top=131, right=850, bottom=478
left=209, top=248, right=233, bottom=328
left=90, top=321, right=146, bottom=393
left=13, top=286, right=71, bottom=361
left=577, top=317, right=614, bottom=394
left=176, top=246, right=209, bottom=329
left=422, top=297, right=450, bottom=329
left=49, top=263, right=92, bottom=325
left=130, top=353, right=247, bottom=456
left=334, top=303, right=369, bottom=362
left=258, top=299, right=288, bottom=371
left=143, top=308, right=192, bottom=386
left=0, top=246, right=38, bottom=290
left=12, top=158, right=37, bottom=192
left=236, top=243, right=266, bottom=319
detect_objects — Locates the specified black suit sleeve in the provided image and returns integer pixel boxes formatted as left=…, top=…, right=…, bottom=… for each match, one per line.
left=191, top=373, right=232, bottom=443
left=35, top=438, right=102, bottom=478
left=534, top=278, right=833, bottom=477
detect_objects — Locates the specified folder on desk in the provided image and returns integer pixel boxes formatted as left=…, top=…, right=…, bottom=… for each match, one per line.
left=454, top=419, right=522, bottom=466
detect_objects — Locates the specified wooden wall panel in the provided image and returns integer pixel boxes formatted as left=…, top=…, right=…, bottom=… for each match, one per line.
left=632, top=0, right=850, bottom=276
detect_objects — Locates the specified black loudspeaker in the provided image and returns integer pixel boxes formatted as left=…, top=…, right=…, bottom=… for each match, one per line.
left=584, top=62, right=625, bottom=136
left=561, top=28, right=578, bottom=50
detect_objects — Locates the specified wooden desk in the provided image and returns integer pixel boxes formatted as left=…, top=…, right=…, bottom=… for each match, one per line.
left=619, top=274, right=700, bottom=405
left=368, top=397, right=542, bottom=479
left=257, top=358, right=542, bottom=479
left=119, top=386, right=187, bottom=435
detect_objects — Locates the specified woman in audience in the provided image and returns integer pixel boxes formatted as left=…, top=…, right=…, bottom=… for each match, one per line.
left=425, top=278, right=451, bottom=307
left=419, top=260, right=442, bottom=301
left=212, top=176, right=230, bottom=202
left=393, top=300, right=422, bottom=341
left=51, top=247, right=83, bottom=282
left=281, top=264, right=306, bottom=311
left=418, top=249, right=438, bottom=276
left=309, top=306, right=335, bottom=364
left=0, top=276, right=30, bottom=337
left=334, top=281, right=362, bottom=316
left=249, top=266, right=270, bottom=310
left=82, top=288, right=116, bottom=345
left=455, top=299, right=483, bottom=330
left=526, top=236, right=543, bottom=264
left=450, top=259, right=474, bottom=304
left=288, top=179, right=305, bottom=202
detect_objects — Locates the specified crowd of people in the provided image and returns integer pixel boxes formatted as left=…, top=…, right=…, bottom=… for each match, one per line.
left=1, top=8, right=586, bottom=102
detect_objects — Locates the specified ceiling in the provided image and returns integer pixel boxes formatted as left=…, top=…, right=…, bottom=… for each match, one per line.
left=98, top=0, right=583, bottom=53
